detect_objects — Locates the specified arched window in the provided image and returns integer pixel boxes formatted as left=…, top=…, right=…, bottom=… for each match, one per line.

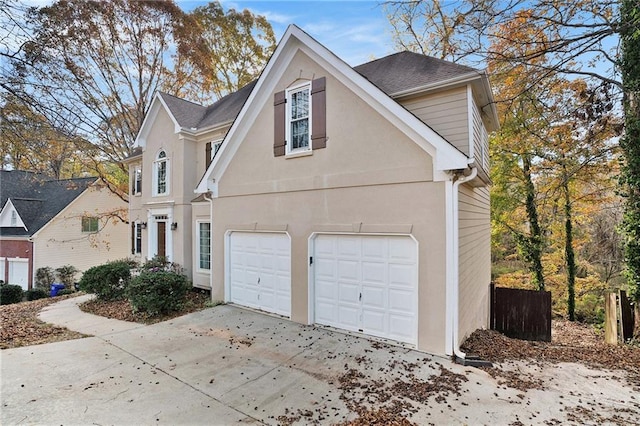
left=154, top=150, right=169, bottom=196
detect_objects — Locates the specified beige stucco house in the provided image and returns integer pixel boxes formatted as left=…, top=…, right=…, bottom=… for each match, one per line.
left=130, top=25, right=498, bottom=358
left=0, top=170, right=129, bottom=289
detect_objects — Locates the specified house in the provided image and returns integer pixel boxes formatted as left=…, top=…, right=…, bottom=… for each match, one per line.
left=0, top=170, right=129, bottom=290
left=130, top=25, right=498, bottom=357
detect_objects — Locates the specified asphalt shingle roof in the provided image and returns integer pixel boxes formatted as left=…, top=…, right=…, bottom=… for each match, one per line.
left=157, top=51, right=481, bottom=131
left=354, top=51, right=480, bottom=95
left=0, top=170, right=95, bottom=237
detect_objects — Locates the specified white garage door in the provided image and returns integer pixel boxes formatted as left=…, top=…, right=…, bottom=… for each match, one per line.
left=8, top=258, right=29, bottom=290
left=314, top=234, right=418, bottom=345
left=228, top=232, right=291, bottom=317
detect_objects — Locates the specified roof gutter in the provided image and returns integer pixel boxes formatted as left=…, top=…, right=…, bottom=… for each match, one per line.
left=447, top=164, right=478, bottom=362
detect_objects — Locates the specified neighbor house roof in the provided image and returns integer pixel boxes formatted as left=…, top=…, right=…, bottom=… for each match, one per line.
left=0, top=170, right=96, bottom=237
left=153, top=51, right=485, bottom=133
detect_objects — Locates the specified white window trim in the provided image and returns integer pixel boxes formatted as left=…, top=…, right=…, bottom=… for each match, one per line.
left=196, top=220, right=212, bottom=273
left=153, top=150, right=170, bottom=197
left=285, top=81, right=312, bottom=155
left=81, top=216, right=99, bottom=233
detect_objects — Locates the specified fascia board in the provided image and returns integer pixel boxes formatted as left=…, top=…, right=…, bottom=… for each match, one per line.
left=134, top=94, right=182, bottom=148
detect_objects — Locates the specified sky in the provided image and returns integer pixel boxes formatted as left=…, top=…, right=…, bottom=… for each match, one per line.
left=178, top=0, right=396, bottom=66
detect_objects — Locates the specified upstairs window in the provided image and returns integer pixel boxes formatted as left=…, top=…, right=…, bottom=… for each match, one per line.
left=287, top=84, right=311, bottom=153
left=10, top=211, right=17, bottom=226
left=82, top=216, right=99, bottom=233
left=274, top=77, right=326, bottom=157
left=132, top=165, right=142, bottom=195
left=205, top=140, right=223, bottom=170
left=153, top=150, right=169, bottom=196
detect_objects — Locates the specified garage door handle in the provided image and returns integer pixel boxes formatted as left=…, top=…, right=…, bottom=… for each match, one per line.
left=257, top=277, right=260, bottom=285
left=359, top=293, right=362, bottom=301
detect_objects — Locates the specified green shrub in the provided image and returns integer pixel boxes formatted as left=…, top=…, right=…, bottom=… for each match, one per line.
left=35, top=267, right=55, bottom=290
left=78, top=260, right=132, bottom=301
left=0, top=284, right=24, bottom=305
left=126, top=270, right=190, bottom=316
left=57, top=289, right=76, bottom=296
left=26, top=288, right=49, bottom=301
left=138, top=256, right=183, bottom=274
left=56, top=265, right=79, bottom=288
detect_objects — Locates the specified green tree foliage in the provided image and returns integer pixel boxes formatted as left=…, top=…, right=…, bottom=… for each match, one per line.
left=619, top=0, right=640, bottom=309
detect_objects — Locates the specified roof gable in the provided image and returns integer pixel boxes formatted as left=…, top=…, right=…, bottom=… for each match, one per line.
left=0, top=170, right=95, bottom=237
left=196, top=25, right=470, bottom=194
left=0, top=199, right=27, bottom=230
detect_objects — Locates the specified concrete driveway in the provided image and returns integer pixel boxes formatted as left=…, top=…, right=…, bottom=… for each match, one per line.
left=1, top=296, right=638, bottom=425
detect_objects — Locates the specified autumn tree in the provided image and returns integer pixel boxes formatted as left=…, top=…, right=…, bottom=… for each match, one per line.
left=4, top=0, right=275, bottom=197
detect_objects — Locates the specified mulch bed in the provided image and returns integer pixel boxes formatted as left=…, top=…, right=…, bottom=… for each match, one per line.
left=462, top=320, right=640, bottom=390
left=0, top=294, right=88, bottom=349
left=79, top=290, right=211, bottom=324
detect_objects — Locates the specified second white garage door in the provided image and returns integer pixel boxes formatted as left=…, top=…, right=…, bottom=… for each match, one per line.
left=228, top=232, right=291, bottom=317
left=313, top=234, right=418, bottom=345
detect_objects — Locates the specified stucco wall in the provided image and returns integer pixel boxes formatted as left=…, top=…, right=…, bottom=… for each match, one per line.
left=32, top=183, right=129, bottom=277
left=211, top=49, right=453, bottom=355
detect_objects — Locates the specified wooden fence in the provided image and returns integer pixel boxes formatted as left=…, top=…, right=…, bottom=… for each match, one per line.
left=490, top=284, right=552, bottom=341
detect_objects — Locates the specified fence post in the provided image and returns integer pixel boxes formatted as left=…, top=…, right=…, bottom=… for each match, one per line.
left=604, top=292, right=618, bottom=344
left=489, top=282, right=495, bottom=330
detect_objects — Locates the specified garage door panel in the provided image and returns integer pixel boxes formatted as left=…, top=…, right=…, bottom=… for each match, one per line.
left=229, top=233, right=291, bottom=317
left=337, top=306, right=359, bottom=329
left=388, top=288, right=414, bottom=311
left=389, top=264, right=415, bottom=287
left=362, top=261, right=385, bottom=284
left=314, top=234, right=417, bottom=345
left=362, top=285, right=386, bottom=309
left=337, top=259, right=358, bottom=281
left=362, top=310, right=386, bottom=335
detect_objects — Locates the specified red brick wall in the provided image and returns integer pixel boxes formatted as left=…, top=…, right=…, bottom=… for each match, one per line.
left=0, top=239, right=34, bottom=288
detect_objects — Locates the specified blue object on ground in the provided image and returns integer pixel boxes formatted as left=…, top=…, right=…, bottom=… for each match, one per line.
left=50, top=283, right=65, bottom=297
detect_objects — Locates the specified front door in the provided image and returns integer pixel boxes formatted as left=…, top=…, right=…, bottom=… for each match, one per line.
left=157, top=221, right=166, bottom=258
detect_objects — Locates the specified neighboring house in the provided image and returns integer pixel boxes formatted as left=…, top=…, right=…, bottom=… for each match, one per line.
left=131, top=25, right=498, bottom=358
left=0, top=170, right=129, bottom=289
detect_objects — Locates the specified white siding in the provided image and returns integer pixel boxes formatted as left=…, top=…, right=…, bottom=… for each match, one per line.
left=33, top=184, right=129, bottom=275
left=471, top=98, right=490, bottom=173
left=458, top=184, right=491, bottom=343
left=400, top=87, right=470, bottom=155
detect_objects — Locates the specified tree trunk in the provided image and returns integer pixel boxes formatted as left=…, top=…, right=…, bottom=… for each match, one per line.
left=523, top=154, right=545, bottom=291
left=563, top=164, right=576, bottom=321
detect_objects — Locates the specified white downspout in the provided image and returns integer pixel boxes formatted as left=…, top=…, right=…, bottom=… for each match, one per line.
left=203, top=192, right=214, bottom=295
left=451, top=166, right=478, bottom=362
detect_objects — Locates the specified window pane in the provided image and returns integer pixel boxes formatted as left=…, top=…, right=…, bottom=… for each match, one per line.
left=199, top=222, right=211, bottom=270
left=82, top=217, right=99, bottom=233
left=157, top=161, right=166, bottom=194
left=135, top=223, right=142, bottom=254
left=291, top=118, right=309, bottom=149
left=291, top=89, right=309, bottom=120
